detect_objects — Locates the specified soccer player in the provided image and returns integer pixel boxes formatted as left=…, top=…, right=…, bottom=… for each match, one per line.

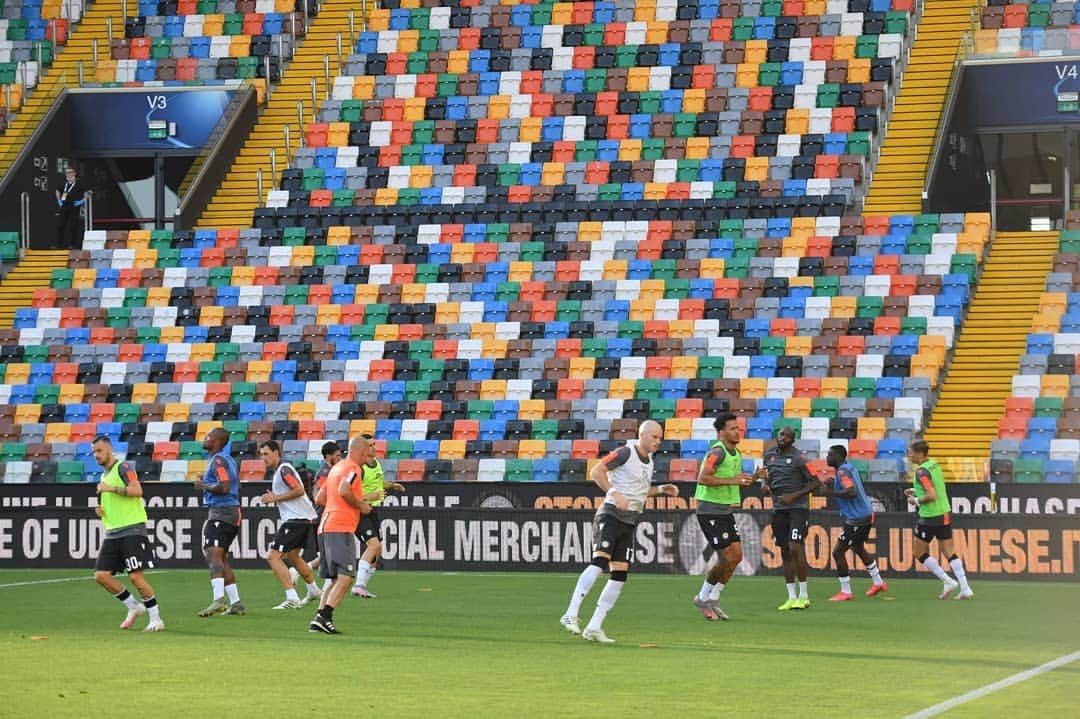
left=309, top=435, right=381, bottom=634
left=194, top=427, right=245, bottom=617
left=691, top=413, right=759, bottom=621
left=258, top=440, right=322, bottom=609
left=762, top=426, right=820, bottom=611
left=906, top=440, right=974, bottom=600
left=91, top=435, right=164, bottom=632
left=352, top=436, right=406, bottom=598
left=294, top=440, right=342, bottom=580
left=559, top=420, right=678, bottom=644
left=819, top=445, right=888, bottom=601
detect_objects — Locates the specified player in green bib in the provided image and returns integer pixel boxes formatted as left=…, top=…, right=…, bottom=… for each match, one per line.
left=352, top=436, right=406, bottom=598
left=91, top=435, right=164, bottom=632
left=905, top=441, right=973, bottom=600
left=690, top=413, right=760, bottom=621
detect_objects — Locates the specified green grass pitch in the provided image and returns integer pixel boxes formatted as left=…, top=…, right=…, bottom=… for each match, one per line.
left=1, top=570, right=1077, bottom=717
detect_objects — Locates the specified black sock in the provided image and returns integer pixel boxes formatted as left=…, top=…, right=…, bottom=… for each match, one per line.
left=143, top=596, right=157, bottom=608
left=114, top=589, right=132, bottom=603
left=322, top=605, right=335, bottom=620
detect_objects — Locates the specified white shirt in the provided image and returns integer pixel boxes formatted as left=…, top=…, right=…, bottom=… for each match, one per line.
left=272, top=461, right=317, bottom=522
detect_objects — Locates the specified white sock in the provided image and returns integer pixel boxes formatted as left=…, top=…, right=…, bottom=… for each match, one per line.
left=116, top=590, right=140, bottom=610
left=697, top=579, right=715, bottom=603
left=306, top=581, right=321, bottom=595
left=709, top=582, right=725, bottom=602
left=225, top=583, right=240, bottom=604
left=838, top=575, right=851, bottom=594
left=921, top=556, right=951, bottom=583
left=322, top=578, right=333, bottom=593
left=949, top=557, right=971, bottom=592
left=866, top=561, right=884, bottom=585
left=144, top=597, right=161, bottom=622
left=285, top=587, right=300, bottom=602
left=786, top=582, right=797, bottom=600
left=289, top=567, right=299, bottom=584
left=355, top=560, right=375, bottom=588
left=798, top=581, right=809, bottom=599
left=585, top=580, right=625, bottom=633
left=211, top=577, right=225, bottom=601
left=566, top=564, right=602, bottom=618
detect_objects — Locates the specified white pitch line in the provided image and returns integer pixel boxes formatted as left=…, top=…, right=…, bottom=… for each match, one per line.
left=903, top=650, right=1080, bottom=719
left=0, top=575, right=96, bottom=589
left=0, top=570, right=168, bottom=589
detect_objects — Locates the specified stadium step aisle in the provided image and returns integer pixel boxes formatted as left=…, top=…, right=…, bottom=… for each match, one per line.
left=195, top=0, right=355, bottom=228
left=0, top=0, right=104, bottom=177
left=0, top=248, right=67, bottom=327
left=862, top=0, right=980, bottom=214
left=924, top=231, right=1058, bottom=464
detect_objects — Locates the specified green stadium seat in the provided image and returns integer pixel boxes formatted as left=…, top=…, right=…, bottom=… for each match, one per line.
left=505, top=459, right=533, bottom=482
left=811, top=398, right=839, bottom=419
left=532, top=420, right=558, bottom=440
left=650, top=398, right=675, bottom=420
left=1034, top=397, right=1063, bottom=418
left=57, top=461, right=86, bottom=483
left=1012, top=459, right=1044, bottom=483
left=467, top=400, right=493, bottom=420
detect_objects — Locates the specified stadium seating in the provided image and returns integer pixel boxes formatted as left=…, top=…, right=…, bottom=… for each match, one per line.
left=972, top=0, right=1080, bottom=57
left=0, top=0, right=84, bottom=126
left=84, top=0, right=306, bottom=87
left=0, top=0, right=1001, bottom=483
left=991, top=229, right=1080, bottom=482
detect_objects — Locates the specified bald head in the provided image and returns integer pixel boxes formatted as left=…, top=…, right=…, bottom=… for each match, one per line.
left=347, top=435, right=369, bottom=462
left=637, top=420, right=663, bottom=455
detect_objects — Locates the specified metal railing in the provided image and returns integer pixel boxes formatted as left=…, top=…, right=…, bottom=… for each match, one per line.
left=19, top=192, right=30, bottom=254
left=84, top=189, right=94, bottom=232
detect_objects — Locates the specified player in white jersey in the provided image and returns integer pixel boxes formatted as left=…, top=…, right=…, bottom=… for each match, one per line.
left=559, top=420, right=677, bottom=643
left=258, top=440, right=323, bottom=609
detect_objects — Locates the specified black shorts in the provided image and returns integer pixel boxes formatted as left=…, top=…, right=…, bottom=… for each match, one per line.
left=592, top=513, right=636, bottom=564
left=837, top=518, right=874, bottom=548
left=771, top=508, right=809, bottom=545
left=270, top=520, right=313, bottom=553
left=95, top=534, right=156, bottom=575
left=697, top=514, right=741, bottom=550
left=203, top=517, right=240, bottom=550
left=915, top=523, right=953, bottom=542
left=355, top=508, right=381, bottom=543
left=303, top=522, right=319, bottom=561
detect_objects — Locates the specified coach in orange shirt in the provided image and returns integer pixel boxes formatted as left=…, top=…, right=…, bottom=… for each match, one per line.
left=308, top=435, right=381, bottom=634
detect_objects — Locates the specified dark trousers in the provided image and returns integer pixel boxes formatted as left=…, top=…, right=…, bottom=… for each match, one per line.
left=56, top=208, right=82, bottom=249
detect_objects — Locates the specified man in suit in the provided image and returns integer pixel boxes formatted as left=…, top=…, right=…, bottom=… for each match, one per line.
left=55, top=164, right=87, bottom=249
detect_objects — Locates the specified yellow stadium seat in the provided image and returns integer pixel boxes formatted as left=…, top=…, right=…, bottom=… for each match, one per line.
left=163, top=403, right=189, bottom=422
left=289, top=402, right=315, bottom=421
left=740, top=378, right=767, bottom=399
left=349, top=420, right=376, bottom=437
left=665, top=418, right=693, bottom=440
left=785, top=398, right=812, bottom=418
left=439, top=440, right=466, bottom=460
left=608, top=378, right=636, bottom=399
left=857, top=417, right=887, bottom=440
left=480, top=380, right=507, bottom=400
left=569, top=357, right=596, bottom=379
left=245, top=360, right=272, bottom=383
left=820, top=377, right=848, bottom=398
left=481, top=338, right=507, bottom=358
left=518, top=400, right=546, bottom=421
left=518, top=439, right=547, bottom=460
left=373, top=324, right=399, bottom=341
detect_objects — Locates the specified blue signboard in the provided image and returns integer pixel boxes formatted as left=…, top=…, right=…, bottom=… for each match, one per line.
left=68, top=89, right=235, bottom=152
left=964, top=60, right=1080, bottom=126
